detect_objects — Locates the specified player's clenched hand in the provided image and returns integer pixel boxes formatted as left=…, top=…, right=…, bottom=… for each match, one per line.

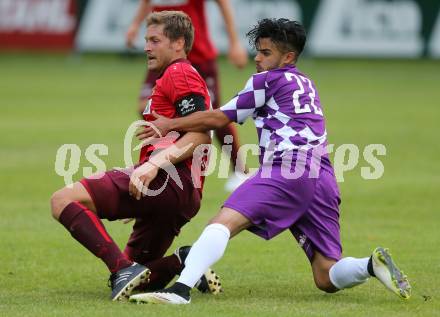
left=151, top=111, right=172, bottom=136
left=228, top=41, right=248, bottom=69
left=136, top=111, right=172, bottom=139
left=129, top=162, right=160, bottom=200
left=126, top=24, right=139, bottom=48
left=136, top=127, right=156, bottom=141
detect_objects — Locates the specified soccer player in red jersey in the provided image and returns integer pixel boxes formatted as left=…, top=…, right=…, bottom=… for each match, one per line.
left=51, top=11, right=220, bottom=301
left=126, top=0, right=250, bottom=191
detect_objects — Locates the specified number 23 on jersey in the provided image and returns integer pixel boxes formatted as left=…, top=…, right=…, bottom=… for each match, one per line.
left=285, top=72, right=323, bottom=116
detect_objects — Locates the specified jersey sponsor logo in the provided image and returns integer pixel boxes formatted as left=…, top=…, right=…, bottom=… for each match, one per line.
left=308, top=0, right=423, bottom=57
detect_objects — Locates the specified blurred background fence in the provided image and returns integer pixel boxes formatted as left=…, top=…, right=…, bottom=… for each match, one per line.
left=1, top=0, right=440, bottom=58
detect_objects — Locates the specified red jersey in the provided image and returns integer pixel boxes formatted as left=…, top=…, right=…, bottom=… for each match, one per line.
left=140, top=59, right=211, bottom=188
left=151, top=0, right=217, bottom=64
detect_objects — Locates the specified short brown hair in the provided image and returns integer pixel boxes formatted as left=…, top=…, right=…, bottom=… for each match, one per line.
left=146, top=11, right=194, bottom=55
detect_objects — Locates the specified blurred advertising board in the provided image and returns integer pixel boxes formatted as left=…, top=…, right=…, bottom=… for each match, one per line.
left=75, top=0, right=141, bottom=51
left=428, top=10, right=440, bottom=57
left=307, top=0, right=424, bottom=58
left=306, top=0, right=440, bottom=58
left=75, top=0, right=301, bottom=52
left=2, top=0, right=440, bottom=58
left=0, top=0, right=78, bottom=50
left=75, top=0, right=440, bottom=58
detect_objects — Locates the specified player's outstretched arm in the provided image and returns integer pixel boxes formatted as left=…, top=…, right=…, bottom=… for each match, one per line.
left=143, top=109, right=231, bottom=137
left=215, top=0, right=248, bottom=68
left=150, top=131, right=211, bottom=167
left=126, top=0, right=151, bottom=48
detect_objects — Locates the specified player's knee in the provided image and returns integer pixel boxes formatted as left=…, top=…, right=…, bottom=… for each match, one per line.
left=312, top=253, right=338, bottom=293
left=50, top=188, right=71, bottom=220
left=314, top=276, right=338, bottom=293
left=208, top=208, right=251, bottom=237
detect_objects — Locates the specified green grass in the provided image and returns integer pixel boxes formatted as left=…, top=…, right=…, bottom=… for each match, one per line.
left=0, top=53, right=439, bottom=316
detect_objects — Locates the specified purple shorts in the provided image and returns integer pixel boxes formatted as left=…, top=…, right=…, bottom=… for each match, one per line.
left=223, top=166, right=342, bottom=261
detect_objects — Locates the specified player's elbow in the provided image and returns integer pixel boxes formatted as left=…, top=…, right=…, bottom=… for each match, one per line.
left=207, top=118, right=224, bottom=130
left=206, top=111, right=230, bottom=130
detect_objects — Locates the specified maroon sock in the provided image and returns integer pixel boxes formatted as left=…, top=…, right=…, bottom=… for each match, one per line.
left=58, top=202, right=132, bottom=273
left=135, top=254, right=182, bottom=291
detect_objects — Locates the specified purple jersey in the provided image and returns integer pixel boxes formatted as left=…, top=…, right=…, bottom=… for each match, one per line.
left=221, top=65, right=341, bottom=259
left=221, top=65, right=330, bottom=171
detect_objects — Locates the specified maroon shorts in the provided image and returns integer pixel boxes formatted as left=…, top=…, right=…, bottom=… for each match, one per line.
left=80, top=163, right=201, bottom=263
left=140, top=59, right=220, bottom=109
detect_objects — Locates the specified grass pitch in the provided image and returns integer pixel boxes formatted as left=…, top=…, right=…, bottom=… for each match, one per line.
left=0, top=53, right=439, bottom=316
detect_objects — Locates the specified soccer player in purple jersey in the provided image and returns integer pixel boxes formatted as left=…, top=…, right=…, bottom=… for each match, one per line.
left=129, top=18, right=411, bottom=304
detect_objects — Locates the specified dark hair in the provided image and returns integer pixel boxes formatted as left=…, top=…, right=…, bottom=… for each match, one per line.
left=246, top=18, right=306, bottom=57
left=147, top=11, right=194, bottom=54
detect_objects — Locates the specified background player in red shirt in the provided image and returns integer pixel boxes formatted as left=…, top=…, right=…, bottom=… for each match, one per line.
left=126, top=0, right=250, bottom=191
left=50, top=11, right=220, bottom=302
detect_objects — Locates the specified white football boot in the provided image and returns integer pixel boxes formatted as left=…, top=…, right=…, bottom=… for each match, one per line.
left=130, top=291, right=190, bottom=305
left=371, top=247, right=411, bottom=299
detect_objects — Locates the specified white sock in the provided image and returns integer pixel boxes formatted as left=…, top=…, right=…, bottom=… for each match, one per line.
left=177, top=223, right=230, bottom=288
left=329, top=257, right=371, bottom=289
